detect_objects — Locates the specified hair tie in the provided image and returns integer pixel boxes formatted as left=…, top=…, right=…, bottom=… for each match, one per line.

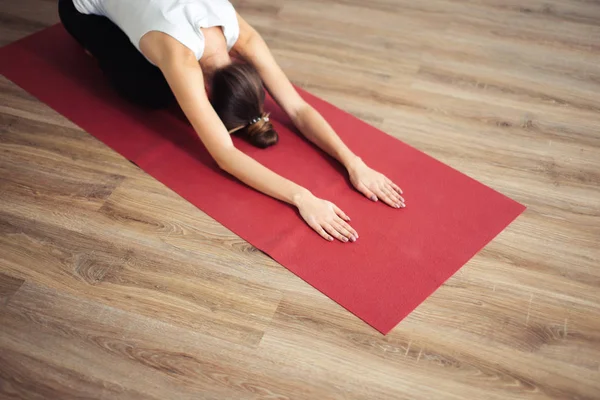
left=249, top=114, right=270, bottom=125
left=227, top=113, right=271, bottom=135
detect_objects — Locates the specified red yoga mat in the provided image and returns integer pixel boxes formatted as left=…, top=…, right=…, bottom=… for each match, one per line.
left=0, top=25, right=525, bottom=334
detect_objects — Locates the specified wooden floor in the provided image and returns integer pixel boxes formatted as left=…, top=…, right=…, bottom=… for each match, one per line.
left=1, top=0, right=600, bottom=398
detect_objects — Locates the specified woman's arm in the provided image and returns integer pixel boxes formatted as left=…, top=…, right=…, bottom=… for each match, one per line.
left=139, top=32, right=358, bottom=242
left=232, top=17, right=355, bottom=167
left=233, top=16, right=405, bottom=209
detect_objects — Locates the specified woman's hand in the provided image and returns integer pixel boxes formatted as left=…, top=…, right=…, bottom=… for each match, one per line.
left=348, top=157, right=405, bottom=208
left=294, top=192, right=358, bottom=242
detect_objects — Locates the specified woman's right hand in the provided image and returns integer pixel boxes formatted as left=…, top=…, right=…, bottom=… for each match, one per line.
left=294, top=192, right=358, bottom=242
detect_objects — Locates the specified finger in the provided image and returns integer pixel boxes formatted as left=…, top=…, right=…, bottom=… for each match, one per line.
left=333, top=204, right=351, bottom=221
left=309, top=221, right=334, bottom=241
left=333, top=219, right=358, bottom=241
left=357, top=182, right=378, bottom=202
left=331, top=220, right=353, bottom=240
left=386, top=181, right=405, bottom=203
left=323, top=223, right=349, bottom=243
left=384, top=184, right=405, bottom=207
left=387, top=180, right=403, bottom=195
left=382, top=185, right=401, bottom=203
left=382, top=185, right=405, bottom=208
left=375, top=186, right=399, bottom=209
left=337, top=217, right=359, bottom=240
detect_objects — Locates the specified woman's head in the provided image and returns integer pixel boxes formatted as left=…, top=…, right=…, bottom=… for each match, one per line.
left=210, top=63, right=278, bottom=148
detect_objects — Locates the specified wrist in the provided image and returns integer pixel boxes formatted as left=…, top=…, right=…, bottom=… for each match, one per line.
left=340, top=149, right=359, bottom=169
left=291, top=188, right=313, bottom=208
left=345, top=155, right=364, bottom=173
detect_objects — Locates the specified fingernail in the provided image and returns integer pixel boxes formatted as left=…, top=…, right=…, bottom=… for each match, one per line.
left=395, top=204, right=400, bottom=208
left=371, top=195, right=377, bottom=201
left=329, top=237, right=334, bottom=241
left=401, top=203, right=406, bottom=208
left=350, top=236, right=356, bottom=242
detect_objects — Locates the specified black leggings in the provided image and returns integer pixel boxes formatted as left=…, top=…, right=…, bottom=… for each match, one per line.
left=58, top=0, right=175, bottom=109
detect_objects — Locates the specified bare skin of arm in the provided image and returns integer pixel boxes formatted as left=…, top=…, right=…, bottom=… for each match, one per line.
left=232, top=14, right=405, bottom=210
left=139, top=32, right=357, bottom=242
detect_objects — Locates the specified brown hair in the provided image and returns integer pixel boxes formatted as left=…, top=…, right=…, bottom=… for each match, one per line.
left=210, top=63, right=278, bottom=148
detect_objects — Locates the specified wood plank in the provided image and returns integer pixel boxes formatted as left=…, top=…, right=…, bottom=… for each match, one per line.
left=0, top=272, right=24, bottom=306
left=0, top=282, right=326, bottom=399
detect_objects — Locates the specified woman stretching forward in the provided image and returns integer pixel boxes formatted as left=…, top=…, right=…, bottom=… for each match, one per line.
left=59, top=0, right=405, bottom=242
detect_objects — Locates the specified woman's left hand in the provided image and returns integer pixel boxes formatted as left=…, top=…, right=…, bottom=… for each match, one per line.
left=347, top=157, right=405, bottom=208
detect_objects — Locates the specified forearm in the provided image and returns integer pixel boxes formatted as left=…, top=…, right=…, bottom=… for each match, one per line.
left=218, top=148, right=311, bottom=206
left=293, top=104, right=359, bottom=169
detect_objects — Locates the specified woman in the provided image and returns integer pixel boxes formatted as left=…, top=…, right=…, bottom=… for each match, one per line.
left=58, top=0, right=405, bottom=243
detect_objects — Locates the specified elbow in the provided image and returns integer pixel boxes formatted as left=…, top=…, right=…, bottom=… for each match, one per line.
left=214, top=154, right=230, bottom=172
left=289, top=101, right=310, bottom=125
left=216, top=158, right=230, bottom=172
left=213, top=146, right=237, bottom=172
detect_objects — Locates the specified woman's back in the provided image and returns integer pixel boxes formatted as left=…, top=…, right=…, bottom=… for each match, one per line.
left=73, top=0, right=239, bottom=62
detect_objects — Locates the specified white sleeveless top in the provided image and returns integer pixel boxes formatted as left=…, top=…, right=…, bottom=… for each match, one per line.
left=73, top=0, right=240, bottom=63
